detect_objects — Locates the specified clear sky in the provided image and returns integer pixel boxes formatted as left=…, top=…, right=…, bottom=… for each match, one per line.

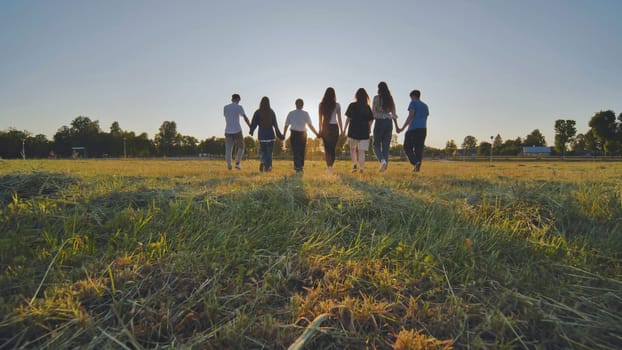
left=1, top=0, right=621, bottom=148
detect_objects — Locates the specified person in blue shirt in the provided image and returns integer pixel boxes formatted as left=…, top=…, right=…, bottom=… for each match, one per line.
left=250, top=96, right=284, bottom=172
left=397, top=90, right=429, bottom=172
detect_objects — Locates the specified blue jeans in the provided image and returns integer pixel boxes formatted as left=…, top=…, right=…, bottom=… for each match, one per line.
left=259, top=141, right=275, bottom=170
left=373, top=119, right=392, bottom=163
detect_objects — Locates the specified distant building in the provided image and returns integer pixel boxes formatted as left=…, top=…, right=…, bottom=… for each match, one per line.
left=455, top=148, right=477, bottom=157
left=522, top=146, right=551, bottom=157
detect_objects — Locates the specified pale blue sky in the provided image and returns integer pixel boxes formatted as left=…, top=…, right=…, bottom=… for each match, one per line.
left=1, top=0, right=621, bottom=148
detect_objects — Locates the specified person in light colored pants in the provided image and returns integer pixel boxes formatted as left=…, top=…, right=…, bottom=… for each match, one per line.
left=223, top=93, right=250, bottom=170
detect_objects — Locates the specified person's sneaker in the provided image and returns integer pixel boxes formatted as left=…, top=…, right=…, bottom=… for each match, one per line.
left=359, top=168, right=364, bottom=173
left=414, top=162, right=421, bottom=172
left=379, top=160, right=388, bottom=172
left=228, top=165, right=233, bottom=170
left=259, top=163, right=265, bottom=172
left=351, top=165, right=358, bottom=173
left=235, top=163, right=241, bottom=170
left=327, top=166, right=333, bottom=172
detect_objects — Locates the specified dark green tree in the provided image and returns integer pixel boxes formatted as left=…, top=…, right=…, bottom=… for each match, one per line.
left=462, top=135, right=477, bottom=151
left=524, top=129, right=546, bottom=147
left=445, top=139, right=457, bottom=157
left=588, top=110, right=617, bottom=143
left=155, top=121, right=180, bottom=156
left=554, top=119, right=577, bottom=158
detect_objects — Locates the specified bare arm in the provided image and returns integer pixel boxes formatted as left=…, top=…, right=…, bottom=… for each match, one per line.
left=398, top=109, right=415, bottom=133
left=337, top=106, right=344, bottom=135
left=344, top=117, right=350, bottom=136
left=318, top=105, right=323, bottom=136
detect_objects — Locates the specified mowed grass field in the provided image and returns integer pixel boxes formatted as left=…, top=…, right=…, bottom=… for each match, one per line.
left=0, top=159, right=621, bottom=349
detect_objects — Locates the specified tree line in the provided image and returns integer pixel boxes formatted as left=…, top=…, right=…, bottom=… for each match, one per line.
left=446, top=110, right=622, bottom=157
left=1, top=110, right=621, bottom=159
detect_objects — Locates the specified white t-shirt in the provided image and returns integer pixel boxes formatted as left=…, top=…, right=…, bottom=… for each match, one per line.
left=319, top=102, right=341, bottom=124
left=223, top=102, right=246, bottom=134
left=285, top=109, right=313, bottom=132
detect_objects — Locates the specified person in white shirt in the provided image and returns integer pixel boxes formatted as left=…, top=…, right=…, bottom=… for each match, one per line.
left=223, top=94, right=251, bottom=170
left=283, top=99, right=319, bottom=173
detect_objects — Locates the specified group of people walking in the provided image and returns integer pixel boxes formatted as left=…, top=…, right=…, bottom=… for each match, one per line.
left=222, top=82, right=429, bottom=173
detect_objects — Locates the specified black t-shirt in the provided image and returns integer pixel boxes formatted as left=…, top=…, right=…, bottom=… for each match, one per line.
left=345, top=102, right=373, bottom=140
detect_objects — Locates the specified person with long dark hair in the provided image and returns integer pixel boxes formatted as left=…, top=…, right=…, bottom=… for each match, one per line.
left=318, top=87, right=343, bottom=171
left=250, top=96, right=284, bottom=172
left=372, top=82, right=399, bottom=172
left=344, top=88, right=374, bottom=173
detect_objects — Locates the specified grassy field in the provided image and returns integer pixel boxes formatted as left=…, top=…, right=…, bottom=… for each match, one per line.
left=0, top=159, right=621, bottom=349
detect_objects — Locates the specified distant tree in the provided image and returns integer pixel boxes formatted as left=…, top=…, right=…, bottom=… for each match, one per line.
left=524, top=129, right=546, bottom=147
left=588, top=110, right=617, bottom=144
left=53, top=126, right=73, bottom=156
left=155, top=121, right=180, bottom=156
left=71, top=116, right=103, bottom=156
left=273, top=138, right=284, bottom=157
left=554, top=119, right=577, bottom=158
left=570, top=133, right=587, bottom=155
left=584, top=129, right=601, bottom=153
left=500, top=139, right=521, bottom=156
left=29, top=134, right=52, bottom=158
left=604, top=140, right=622, bottom=155
left=493, top=134, right=503, bottom=155
left=462, top=135, right=478, bottom=151
left=179, top=135, right=198, bottom=155
left=244, top=136, right=257, bottom=158
left=110, top=121, right=123, bottom=137
left=477, top=141, right=491, bottom=156
left=199, top=137, right=225, bottom=156
left=445, top=139, right=457, bottom=157
left=0, top=128, right=30, bottom=158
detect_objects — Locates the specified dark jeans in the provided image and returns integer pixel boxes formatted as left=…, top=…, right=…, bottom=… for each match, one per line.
left=322, top=124, right=339, bottom=167
left=404, top=128, right=427, bottom=166
left=259, top=141, right=275, bottom=170
left=373, top=118, right=393, bottom=163
left=290, top=130, right=307, bottom=170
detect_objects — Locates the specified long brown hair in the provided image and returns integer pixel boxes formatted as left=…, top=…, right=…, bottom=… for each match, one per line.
left=257, top=96, right=273, bottom=127
left=319, top=87, right=336, bottom=128
left=355, top=88, right=369, bottom=105
left=377, top=81, right=395, bottom=113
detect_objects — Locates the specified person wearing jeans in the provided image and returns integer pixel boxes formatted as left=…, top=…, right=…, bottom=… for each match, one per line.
left=250, top=96, right=284, bottom=172
left=397, top=90, right=429, bottom=172
left=372, top=82, right=399, bottom=172
left=283, top=99, right=319, bottom=173
left=223, top=94, right=250, bottom=170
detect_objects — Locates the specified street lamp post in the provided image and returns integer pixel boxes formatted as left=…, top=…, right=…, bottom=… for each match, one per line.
left=123, top=137, right=127, bottom=158
left=22, top=139, right=26, bottom=160
left=490, top=136, right=494, bottom=163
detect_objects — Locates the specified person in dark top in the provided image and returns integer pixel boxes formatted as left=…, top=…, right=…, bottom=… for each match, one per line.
left=344, top=88, right=374, bottom=173
left=250, top=96, right=284, bottom=172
